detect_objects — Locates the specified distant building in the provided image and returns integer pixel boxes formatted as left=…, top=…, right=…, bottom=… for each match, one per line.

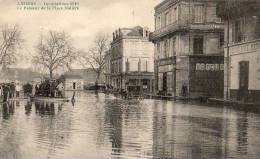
left=60, top=74, right=84, bottom=91
left=64, top=69, right=105, bottom=86
left=105, top=26, right=154, bottom=93
left=217, top=1, right=260, bottom=102
left=104, top=50, right=112, bottom=86
left=151, top=0, right=224, bottom=98
left=0, top=68, right=42, bottom=84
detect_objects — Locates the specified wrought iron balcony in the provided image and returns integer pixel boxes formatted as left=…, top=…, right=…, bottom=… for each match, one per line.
left=151, top=19, right=190, bottom=40
left=228, top=39, right=260, bottom=56
left=151, top=18, right=224, bottom=40
left=217, top=0, right=260, bottom=19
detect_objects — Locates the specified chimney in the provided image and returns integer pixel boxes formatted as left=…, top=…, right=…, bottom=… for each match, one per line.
left=115, top=30, right=118, bottom=37
left=119, top=28, right=121, bottom=36
left=143, top=27, right=150, bottom=38
left=113, top=32, right=115, bottom=40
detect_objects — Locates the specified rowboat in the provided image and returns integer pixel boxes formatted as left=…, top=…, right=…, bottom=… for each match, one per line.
left=30, top=96, right=70, bottom=102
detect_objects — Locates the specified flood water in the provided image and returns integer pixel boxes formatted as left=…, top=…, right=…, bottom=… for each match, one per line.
left=0, top=91, right=260, bottom=159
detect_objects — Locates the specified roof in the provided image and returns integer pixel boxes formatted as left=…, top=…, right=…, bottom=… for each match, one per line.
left=63, top=74, right=83, bottom=79
left=118, top=26, right=144, bottom=37
left=61, top=68, right=105, bottom=83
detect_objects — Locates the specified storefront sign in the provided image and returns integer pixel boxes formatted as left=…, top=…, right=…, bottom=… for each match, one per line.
left=159, top=65, right=173, bottom=73
left=196, top=63, right=224, bottom=71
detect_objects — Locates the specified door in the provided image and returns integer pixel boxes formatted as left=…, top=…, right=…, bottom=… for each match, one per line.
left=163, top=72, right=167, bottom=94
left=238, top=61, right=249, bottom=101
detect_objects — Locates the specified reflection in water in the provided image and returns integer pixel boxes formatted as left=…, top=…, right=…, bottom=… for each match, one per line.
left=25, top=102, right=32, bottom=116
left=104, top=100, right=122, bottom=155
left=0, top=92, right=259, bottom=159
left=237, top=111, right=248, bottom=155
left=2, top=102, right=15, bottom=120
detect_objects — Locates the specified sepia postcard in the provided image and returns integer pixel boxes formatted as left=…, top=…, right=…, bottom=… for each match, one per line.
left=0, top=0, right=260, bottom=159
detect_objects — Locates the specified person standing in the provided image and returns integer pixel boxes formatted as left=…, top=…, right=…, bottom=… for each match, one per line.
left=10, top=83, right=16, bottom=98
left=32, top=82, right=36, bottom=97
left=3, top=84, right=10, bottom=102
left=57, top=82, right=64, bottom=97
left=182, top=83, right=188, bottom=98
left=16, top=83, right=21, bottom=98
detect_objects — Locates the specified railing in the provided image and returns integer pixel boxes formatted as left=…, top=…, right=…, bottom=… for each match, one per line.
left=228, top=39, right=260, bottom=55
left=151, top=19, right=223, bottom=39
left=152, top=19, right=190, bottom=39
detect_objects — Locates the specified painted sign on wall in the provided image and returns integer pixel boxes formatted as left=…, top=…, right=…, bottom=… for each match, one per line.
left=196, top=63, right=224, bottom=71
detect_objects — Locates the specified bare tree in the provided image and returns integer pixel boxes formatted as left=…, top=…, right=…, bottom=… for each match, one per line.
left=0, top=24, right=23, bottom=70
left=33, top=30, right=76, bottom=79
left=80, top=33, right=110, bottom=86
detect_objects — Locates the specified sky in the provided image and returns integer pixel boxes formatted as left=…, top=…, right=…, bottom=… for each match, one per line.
left=0, top=0, right=162, bottom=69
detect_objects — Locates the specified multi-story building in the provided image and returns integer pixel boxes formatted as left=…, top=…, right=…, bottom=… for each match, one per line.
left=106, top=26, right=154, bottom=93
left=151, top=0, right=224, bottom=98
left=217, top=1, right=260, bottom=102
left=104, top=49, right=112, bottom=86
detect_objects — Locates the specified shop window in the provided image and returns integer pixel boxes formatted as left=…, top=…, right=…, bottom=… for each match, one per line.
left=193, top=35, right=204, bottom=54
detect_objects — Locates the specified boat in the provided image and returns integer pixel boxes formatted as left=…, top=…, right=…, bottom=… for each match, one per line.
left=29, top=96, right=70, bottom=102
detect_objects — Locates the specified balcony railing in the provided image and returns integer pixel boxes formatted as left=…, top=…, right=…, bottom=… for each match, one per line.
left=217, top=1, right=260, bottom=18
left=151, top=18, right=224, bottom=40
left=228, top=39, right=260, bottom=56
left=152, top=19, right=190, bottom=39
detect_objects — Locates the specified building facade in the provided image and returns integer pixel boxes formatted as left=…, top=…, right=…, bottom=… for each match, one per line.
left=106, top=26, right=154, bottom=93
left=217, top=1, right=260, bottom=102
left=151, top=0, right=224, bottom=98
left=60, top=74, right=84, bottom=91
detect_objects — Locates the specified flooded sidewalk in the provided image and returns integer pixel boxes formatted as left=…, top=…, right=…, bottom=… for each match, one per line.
left=0, top=91, right=260, bottom=159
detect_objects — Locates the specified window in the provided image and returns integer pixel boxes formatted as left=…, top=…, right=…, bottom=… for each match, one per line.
left=162, top=14, right=166, bottom=27
left=172, top=7, right=177, bottom=23
left=220, top=34, right=224, bottom=47
left=138, top=59, right=141, bottom=72
left=156, top=43, right=160, bottom=58
left=234, top=20, right=242, bottom=42
left=193, top=35, right=204, bottom=54
left=256, top=17, right=260, bottom=39
left=157, top=16, right=161, bottom=29
left=126, top=59, right=129, bottom=73
left=165, top=39, right=168, bottom=58
left=194, top=5, right=204, bottom=23
left=172, top=37, right=176, bottom=56
left=141, top=60, right=147, bottom=72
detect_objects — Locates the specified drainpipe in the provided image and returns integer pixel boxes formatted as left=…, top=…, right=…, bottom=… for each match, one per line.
left=226, top=20, right=230, bottom=100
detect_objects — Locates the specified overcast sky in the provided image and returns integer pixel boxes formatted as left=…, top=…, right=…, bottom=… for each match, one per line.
left=0, top=0, right=162, bottom=69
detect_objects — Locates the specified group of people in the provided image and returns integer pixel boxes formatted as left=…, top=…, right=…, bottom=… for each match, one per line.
left=0, top=79, right=65, bottom=103
left=0, top=82, right=22, bottom=102
left=24, top=80, right=64, bottom=98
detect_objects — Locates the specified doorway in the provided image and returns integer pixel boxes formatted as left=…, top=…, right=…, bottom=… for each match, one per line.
left=163, top=72, right=167, bottom=94
left=238, top=61, right=249, bottom=101
left=73, top=82, right=76, bottom=90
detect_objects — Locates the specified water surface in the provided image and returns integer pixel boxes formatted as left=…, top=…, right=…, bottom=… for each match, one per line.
left=0, top=92, right=260, bottom=159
